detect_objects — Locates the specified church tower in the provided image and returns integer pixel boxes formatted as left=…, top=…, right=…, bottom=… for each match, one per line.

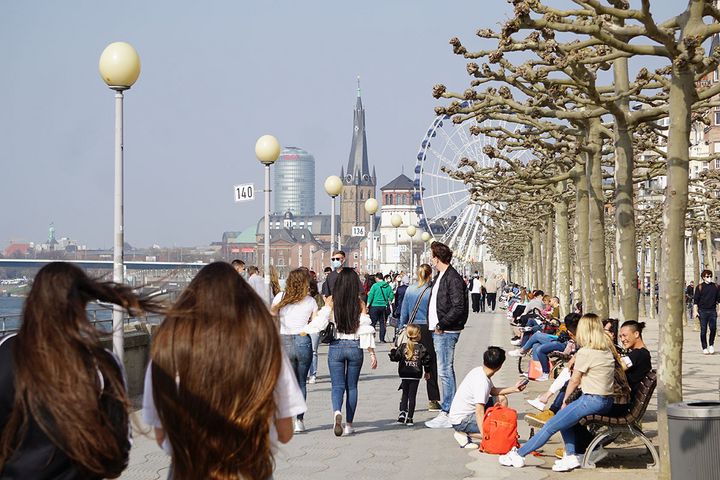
left=340, top=78, right=377, bottom=242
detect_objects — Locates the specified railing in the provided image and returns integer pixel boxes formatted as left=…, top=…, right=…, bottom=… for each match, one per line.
left=1, top=308, right=165, bottom=336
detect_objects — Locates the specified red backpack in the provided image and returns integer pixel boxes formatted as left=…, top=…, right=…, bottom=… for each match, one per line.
left=479, top=404, right=520, bottom=454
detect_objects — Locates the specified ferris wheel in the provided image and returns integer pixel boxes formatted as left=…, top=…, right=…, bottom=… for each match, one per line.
left=413, top=107, right=525, bottom=263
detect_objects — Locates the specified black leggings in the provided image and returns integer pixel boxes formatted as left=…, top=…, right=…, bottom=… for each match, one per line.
left=399, top=379, right=420, bottom=418
left=418, top=323, right=440, bottom=402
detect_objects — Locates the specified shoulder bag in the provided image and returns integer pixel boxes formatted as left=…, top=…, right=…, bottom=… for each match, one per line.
left=319, top=309, right=337, bottom=344
left=395, top=285, right=432, bottom=347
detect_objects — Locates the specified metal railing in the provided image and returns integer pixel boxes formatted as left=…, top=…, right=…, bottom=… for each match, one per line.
left=1, top=308, right=165, bottom=336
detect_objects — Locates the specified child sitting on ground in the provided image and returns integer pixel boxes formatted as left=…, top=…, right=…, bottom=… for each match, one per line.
left=389, top=324, right=430, bottom=425
left=448, top=346, right=527, bottom=449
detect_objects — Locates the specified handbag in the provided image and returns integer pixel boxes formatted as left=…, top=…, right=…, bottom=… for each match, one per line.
left=319, top=311, right=337, bottom=344
left=395, top=285, right=431, bottom=347
left=379, top=286, right=392, bottom=320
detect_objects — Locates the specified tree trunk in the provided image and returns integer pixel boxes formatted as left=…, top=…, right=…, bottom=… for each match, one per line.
left=692, top=229, right=700, bottom=283
left=533, top=229, right=542, bottom=290
left=556, top=195, right=571, bottom=316
left=638, top=236, right=647, bottom=318
left=657, top=32, right=699, bottom=473
left=650, top=234, right=657, bottom=320
left=586, top=120, right=609, bottom=318
left=545, top=215, right=555, bottom=296
left=575, top=173, right=592, bottom=310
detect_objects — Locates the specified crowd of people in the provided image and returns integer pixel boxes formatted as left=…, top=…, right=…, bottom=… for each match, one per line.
left=0, top=239, right=668, bottom=478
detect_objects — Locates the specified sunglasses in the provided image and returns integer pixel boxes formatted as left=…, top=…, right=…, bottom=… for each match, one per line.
left=331, top=257, right=343, bottom=261
left=704, top=275, right=712, bottom=278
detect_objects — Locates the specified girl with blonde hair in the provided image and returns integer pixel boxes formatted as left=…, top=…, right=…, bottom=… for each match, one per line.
left=271, top=268, right=318, bottom=433
left=389, top=324, right=430, bottom=425
left=500, top=313, right=615, bottom=472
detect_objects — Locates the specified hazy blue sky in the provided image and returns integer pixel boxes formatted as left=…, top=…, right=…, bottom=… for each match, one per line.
left=0, top=1, right=680, bottom=248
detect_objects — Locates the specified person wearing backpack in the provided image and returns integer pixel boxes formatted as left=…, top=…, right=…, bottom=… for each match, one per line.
left=448, top=346, right=527, bottom=450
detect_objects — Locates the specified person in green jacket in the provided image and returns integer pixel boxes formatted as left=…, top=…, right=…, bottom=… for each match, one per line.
left=367, top=273, right=394, bottom=343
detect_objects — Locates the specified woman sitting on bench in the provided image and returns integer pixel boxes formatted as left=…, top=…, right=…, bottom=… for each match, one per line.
left=499, top=313, right=615, bottom=472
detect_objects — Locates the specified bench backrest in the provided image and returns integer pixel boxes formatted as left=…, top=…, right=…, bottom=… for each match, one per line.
left=627, top=369, right=657, bottom=422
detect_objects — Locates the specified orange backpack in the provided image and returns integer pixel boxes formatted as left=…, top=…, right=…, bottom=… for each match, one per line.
left=479, top=404, right=520, bottom=454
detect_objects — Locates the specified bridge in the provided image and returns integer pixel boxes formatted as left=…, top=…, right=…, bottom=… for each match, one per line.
left=0, top=259, right=207, bottom=270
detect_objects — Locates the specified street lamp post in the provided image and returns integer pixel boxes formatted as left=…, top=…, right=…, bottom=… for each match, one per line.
left=391, top=214, right=403, bottom=273
left=256, top=135, right=282, bottom=303
left=325, top=176, right=343, bottom=252
left=421, top=231, right=432, bottom=263
left=99, top=42, right=141, bottom=362
left=365, top=198, right=379, bottom=273
left=406, top=225, right=417, bottom=278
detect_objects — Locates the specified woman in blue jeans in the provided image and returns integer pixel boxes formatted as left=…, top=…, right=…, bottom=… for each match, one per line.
left=272, top=268, right=319, bottom=433
left=500, top=313, right=615, bottom=472
left=304, top=268, right=377, bottom=436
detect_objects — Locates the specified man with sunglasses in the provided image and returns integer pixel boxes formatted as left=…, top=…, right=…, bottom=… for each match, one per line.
left=693, top=269, right=720, bottom=354
left=321, top=251, right=346, bottom=298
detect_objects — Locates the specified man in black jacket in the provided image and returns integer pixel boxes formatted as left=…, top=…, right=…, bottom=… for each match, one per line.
left=425, top=241, right=469, bottom=429
left=693, top=269, right=720, bottom=354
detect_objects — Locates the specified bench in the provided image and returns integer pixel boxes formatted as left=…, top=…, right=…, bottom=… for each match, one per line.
left=579, top=369, right=659, bottom=469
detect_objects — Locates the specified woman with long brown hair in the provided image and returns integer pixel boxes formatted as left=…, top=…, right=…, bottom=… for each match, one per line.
left=143, top=262, right=305, bottom=480
left=0, top=261, right=162, bottom=479
left=271, top=268, right=318, bottom=433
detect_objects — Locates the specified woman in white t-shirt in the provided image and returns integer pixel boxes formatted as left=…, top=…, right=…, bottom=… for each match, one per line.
left=272, top=268, right=318, bottom=433
left=145, top=262, right=306, bottom=480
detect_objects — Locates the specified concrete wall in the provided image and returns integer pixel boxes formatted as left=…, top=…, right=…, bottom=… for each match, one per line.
left=101, top=331, right=150, bottom=397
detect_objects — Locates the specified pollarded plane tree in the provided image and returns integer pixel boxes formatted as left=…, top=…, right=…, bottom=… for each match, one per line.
left=493, top=1, right=720, bottom=476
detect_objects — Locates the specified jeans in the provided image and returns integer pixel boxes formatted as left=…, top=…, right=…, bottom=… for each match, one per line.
left=452, top=397, right=494, bottom=434
left=699, top=309, right=718, bottom=349
left=309, top=333, right=320, bottom=377
left=521, top=331, right=554, bottom=352
left=328, top=339, right=364, bottom=423
left=282, top=334, right=313, bottom=420
left=518, top=393, right=613, bottom=457
left=368, top=306, right=388, bottom=342
left=471, top=293, right=481, bottom=313
left=433, top=331, right=461, bottom=412
left=533, top=341, right=565, bottom=374
left=486, top=292, right=497, bottom=311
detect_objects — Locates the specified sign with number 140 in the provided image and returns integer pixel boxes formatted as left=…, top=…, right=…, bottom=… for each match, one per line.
left=233, top=183, right=255, bottom=202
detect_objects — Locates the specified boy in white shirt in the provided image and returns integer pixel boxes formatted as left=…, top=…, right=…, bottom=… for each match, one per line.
left=448, top=346, right=527, bottom=449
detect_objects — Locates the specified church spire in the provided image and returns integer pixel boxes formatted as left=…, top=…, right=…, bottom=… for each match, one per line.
left=345, top=78, right=371, bottom=185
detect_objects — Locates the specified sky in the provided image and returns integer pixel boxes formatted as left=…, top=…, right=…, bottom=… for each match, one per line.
left=0, top=1, right=681, bottom=248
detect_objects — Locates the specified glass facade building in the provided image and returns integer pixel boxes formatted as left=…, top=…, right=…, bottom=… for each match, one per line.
left=274, top=147, right=315, bottom=216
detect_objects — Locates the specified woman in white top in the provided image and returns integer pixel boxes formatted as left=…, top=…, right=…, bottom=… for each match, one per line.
left=303, top=267, right=377, bottom=436
left=272, top=268, right=318, bottom=433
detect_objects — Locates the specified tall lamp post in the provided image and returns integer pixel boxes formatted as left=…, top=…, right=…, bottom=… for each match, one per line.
left=391, top=214, right=403, bottom=273
left=365, top=198, right=378, bottom=273
left=421, top=231, right=432, bottom=263
left=99, top=42, right=141, bottom=361
left=256, top=135, right=281, bottom=303
left=406, top=225, right=417, bottom=278
left=325, top=176, right=343, bottom=252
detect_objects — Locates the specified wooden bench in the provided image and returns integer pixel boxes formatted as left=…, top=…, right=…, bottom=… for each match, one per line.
left=579, top=369, right=659, bottom=469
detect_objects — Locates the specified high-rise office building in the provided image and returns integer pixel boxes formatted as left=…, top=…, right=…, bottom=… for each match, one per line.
left=274, top=147, right=315, bottom=216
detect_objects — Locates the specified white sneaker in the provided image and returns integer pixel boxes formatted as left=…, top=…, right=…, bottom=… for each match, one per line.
left=523, top=326, right=534, bottom=332
left=425, top=411, right=453, bottom=428
left=307, top=375, right=317, bottom=384
left=508, top=349, right=524, bottom=357
left=527, top=398, right=547, bottom=411
left=710, top=346, right=715, bottom=354
left=552, top=454, right=581, bottom=472
left=535, top=373, right=549, bottom=382
left=498, top=447, right=525, bottom=468
left=510, top=339, right=522, bottom=346
left=333, top=411, right=343, bottom=437
left=453, top=431, right=479, bottom=449
left=343, top=425, right=355, bottom=435
left=293, top=418, right=305, bottom=433
left=703, top=348, right=710, bottom=355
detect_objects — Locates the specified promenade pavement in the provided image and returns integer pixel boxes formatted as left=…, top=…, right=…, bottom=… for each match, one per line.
left=121, top=305, right=719, bottom=480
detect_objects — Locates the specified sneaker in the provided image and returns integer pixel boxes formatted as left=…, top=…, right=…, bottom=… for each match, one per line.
left=428, top=400, right=442, bottom=412
left=710, top=346, right=716, bottom=354
left=405, top=417, right=414, bottom=426
left=510, top=339, right=522, bottom=346
left=552, top=454, right=581, bottom=472
left=525, top=410, right=554, bottom=428
left=425, top=411, right=453, bottom=428
left=535, top=373, right=549, bottom=382
left=527, top=398, right=547, bottom=411
left=293, top=418, right=305, bottom=433
left=523, top=326, right=534, bottom=332
left=498, top=447, right=525, bottom=468
left=703, top=348, right=710, bottom=355
left=307, top=375, right=316, bottom=384
left=508, top=349, right=525, bottom=357
left=333, top=411, right=343, bottom=437
left=396, top=411, right=407, bottom=424
left=453, top=431, right=478, bottom=449
left=343, top=425, right=355, bottom=435
left=510, top=335, right=520, bottom=340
